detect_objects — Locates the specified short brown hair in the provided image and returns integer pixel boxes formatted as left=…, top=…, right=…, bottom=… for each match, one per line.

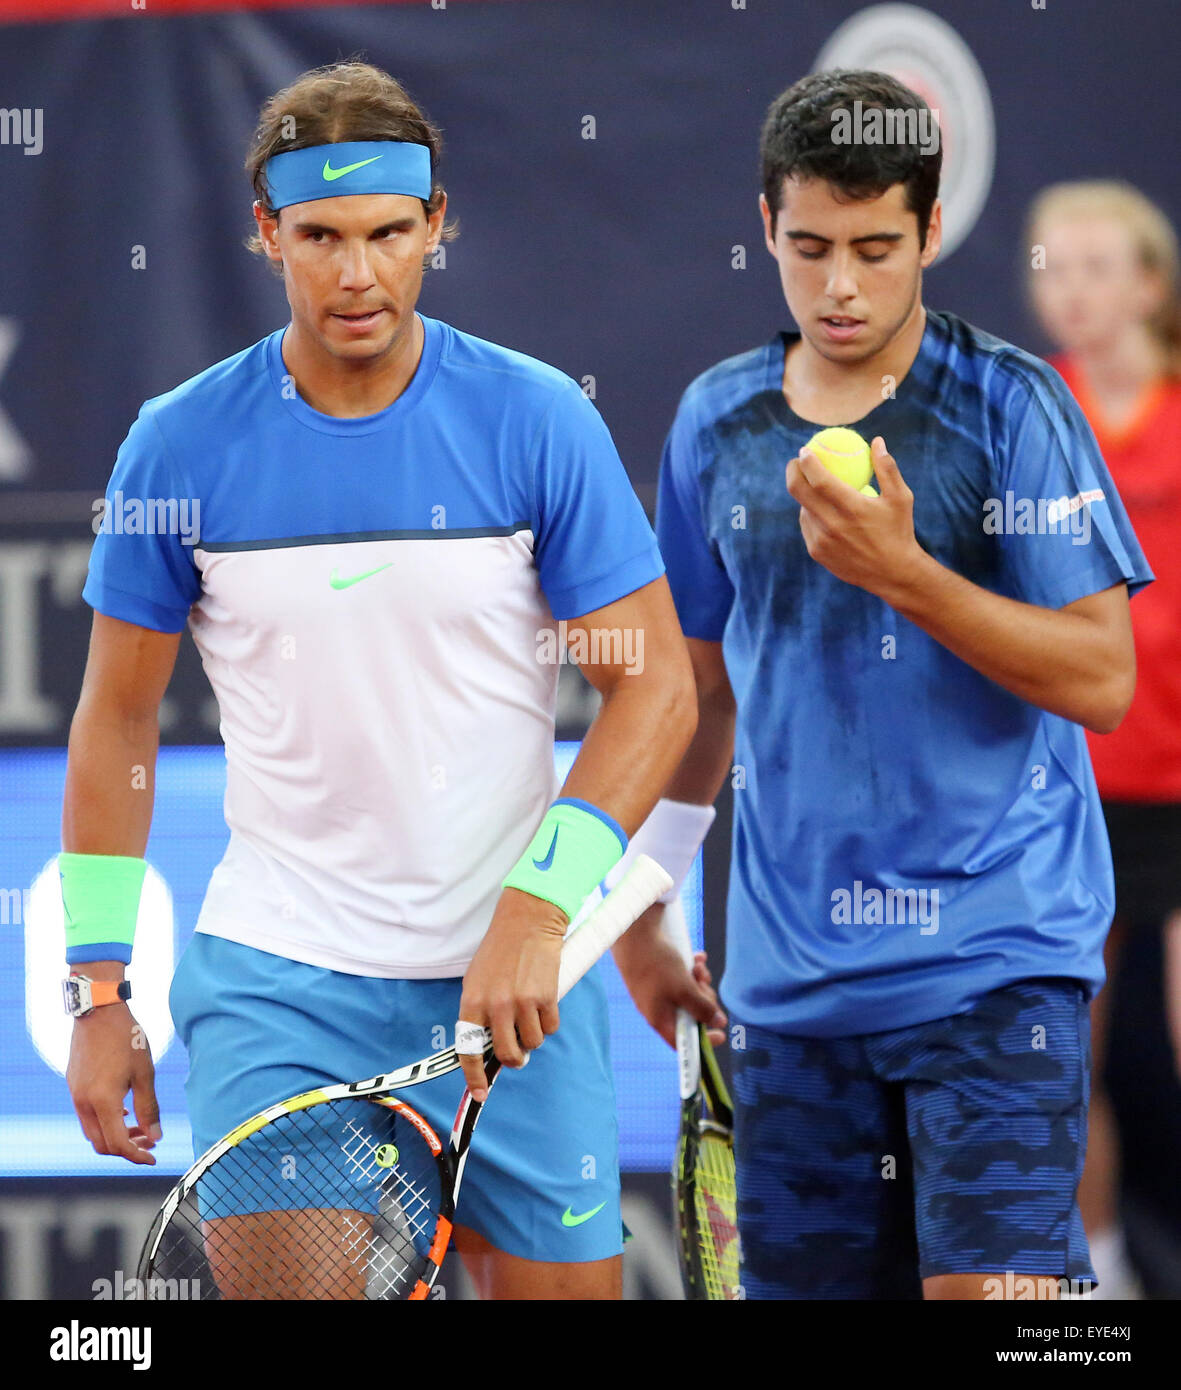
left=244, top=59, right=458, bottom=265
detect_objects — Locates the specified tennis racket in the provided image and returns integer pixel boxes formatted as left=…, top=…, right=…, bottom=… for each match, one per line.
left=137, top=854, right=672, bottom=1301
left=666, top=895, right=740, bottom=1300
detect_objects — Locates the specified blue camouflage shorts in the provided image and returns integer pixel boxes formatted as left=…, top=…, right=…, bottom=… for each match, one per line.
left=731, top=977, right=1096, bottom=1299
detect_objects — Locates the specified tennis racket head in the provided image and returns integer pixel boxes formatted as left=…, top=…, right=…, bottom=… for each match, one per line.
left=674, top=1022, right=740, bottom=1301
left=138, top=1086, right=459, bottom=1300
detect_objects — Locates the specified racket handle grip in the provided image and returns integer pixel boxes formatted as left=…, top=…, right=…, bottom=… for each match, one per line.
left=661, top=891, right=703, bottom=1097
left=556, top=854, right=672, bottom=1000
left=662, top=892, right=695, bottom=967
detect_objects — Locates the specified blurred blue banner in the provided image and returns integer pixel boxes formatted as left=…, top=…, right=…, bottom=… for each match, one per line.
left=0, top=741, right=704, bottom=1177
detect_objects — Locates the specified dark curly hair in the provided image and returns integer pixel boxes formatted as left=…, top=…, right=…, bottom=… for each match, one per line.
left=760, top=70, right=942, bottom=249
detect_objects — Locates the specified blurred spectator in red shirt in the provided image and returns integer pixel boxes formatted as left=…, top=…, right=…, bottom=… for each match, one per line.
left=1028, top=180, right=1181, bottom=1299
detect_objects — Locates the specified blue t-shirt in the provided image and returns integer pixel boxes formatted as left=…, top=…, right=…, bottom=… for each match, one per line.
left=81, top=313, right=665, bottom=977
left=85, top=313, right=662, bottom=630
left=657, top=309, right=1153, bottom=1037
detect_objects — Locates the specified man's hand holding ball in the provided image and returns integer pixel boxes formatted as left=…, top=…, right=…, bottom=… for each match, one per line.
left=786, top=429, right=928, bottom=601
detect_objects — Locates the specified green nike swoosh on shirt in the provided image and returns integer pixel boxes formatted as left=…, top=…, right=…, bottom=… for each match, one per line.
left=329, top=563, right=394, bottom=590
left=561, top=1202, right=606, bottom=1228
left=322, top=155, right=384, bottom=182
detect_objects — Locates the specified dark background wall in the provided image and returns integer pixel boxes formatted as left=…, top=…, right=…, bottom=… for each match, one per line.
left=0, top=0, right=1177, bottom=748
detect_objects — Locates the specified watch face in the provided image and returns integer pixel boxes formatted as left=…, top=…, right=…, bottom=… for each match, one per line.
left=62, top=977, right=84, bottom=1016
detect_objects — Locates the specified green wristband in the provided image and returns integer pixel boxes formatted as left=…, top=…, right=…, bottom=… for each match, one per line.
left=60, top=853, right=147, bottom=965
left=502, top=798, right=627, bottom=924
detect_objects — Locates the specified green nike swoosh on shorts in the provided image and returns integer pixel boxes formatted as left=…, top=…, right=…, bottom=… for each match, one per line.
left=561, top=1201, right=606, bottom=1228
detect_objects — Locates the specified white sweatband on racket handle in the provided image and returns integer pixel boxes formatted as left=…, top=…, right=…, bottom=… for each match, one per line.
left=602, top=798, right=716, bottom=904
left=455, top=1022, right=491, bottom=1055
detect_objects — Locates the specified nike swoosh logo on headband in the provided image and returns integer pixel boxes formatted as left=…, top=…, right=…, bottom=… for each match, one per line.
left=322, top=155, right=384, bottom=182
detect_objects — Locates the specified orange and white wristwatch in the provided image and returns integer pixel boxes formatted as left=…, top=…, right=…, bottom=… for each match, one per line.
left=62, top=973, right=132, bottom=1018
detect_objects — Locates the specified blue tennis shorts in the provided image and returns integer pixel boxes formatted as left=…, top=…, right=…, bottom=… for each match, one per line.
left=731, top=977, right=1096, bottom=1299
left=168, top=932, right=623, bottom=1265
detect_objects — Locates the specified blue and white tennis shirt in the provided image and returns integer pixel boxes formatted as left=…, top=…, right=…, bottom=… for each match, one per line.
left=84, top=314, right=664, bottom=977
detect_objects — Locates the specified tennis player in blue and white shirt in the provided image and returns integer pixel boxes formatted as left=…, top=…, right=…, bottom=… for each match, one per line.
left=60, top=63, right=719, bottom=1301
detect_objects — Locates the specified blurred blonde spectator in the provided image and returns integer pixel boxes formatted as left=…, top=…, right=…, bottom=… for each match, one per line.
left=1027, top=180, right=1181, bottom=1299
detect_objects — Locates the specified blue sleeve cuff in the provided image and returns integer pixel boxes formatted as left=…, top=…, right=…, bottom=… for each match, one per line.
left=66, top=942, right=134, bottom=966
left=546, top=545, right=665, bottom=622
left=82, top=576, right=192, bottom=634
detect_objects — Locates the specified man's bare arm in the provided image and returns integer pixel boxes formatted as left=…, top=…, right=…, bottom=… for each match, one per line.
left=64, top=613, right=181, bottom=853
left=63, top=612, right=181, bottom=1165
left=609, top=634, right=735, bottom=1046
left=882, top=566, right=1134, bottom=733
left=788, top=438, right=1136, bottom=733
left=660, top=637, right=737, bottom=807
left=559, top=575, right=699, bottom=830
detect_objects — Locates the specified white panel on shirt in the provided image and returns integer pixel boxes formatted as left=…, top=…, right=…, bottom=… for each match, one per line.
left=188, top=527, right=562, bottom=977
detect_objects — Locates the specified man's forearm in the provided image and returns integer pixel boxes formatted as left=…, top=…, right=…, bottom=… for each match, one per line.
left=607, top=676, right=733, bottom=975
left=879, top=550, right=1131, bottom=732
left=662, top=681, right=736, bottom=808
left=560, top=674, right=698, bottom=836
left=63, top=702, right=159, bottom=854
left=61, top=707, right=161, bottom=980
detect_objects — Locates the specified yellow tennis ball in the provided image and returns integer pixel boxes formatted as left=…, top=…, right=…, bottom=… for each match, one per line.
left=803, top=427, right=873, bottom=491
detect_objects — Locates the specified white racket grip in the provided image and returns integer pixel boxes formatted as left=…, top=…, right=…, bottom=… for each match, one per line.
left=662, top=892, right=695, bottom=967
left=663, top=895, right=703, bottom=1099
left=556, top=854, right=673, bottom=1000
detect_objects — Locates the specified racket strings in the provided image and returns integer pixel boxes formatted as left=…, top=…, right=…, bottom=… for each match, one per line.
left=693, top=1131, right=740, bottom=1299
left=676, top=1098, right=740, bottom=1301
left=143, top=1098, right=445, bottom=1299
left=340, top=1115, right=436, bottom=1240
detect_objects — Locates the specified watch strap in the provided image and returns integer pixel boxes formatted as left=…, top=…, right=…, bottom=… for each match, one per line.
left=88, top=979, right=132, bottom=1007
left=64, top=975, right=132, bottom=1015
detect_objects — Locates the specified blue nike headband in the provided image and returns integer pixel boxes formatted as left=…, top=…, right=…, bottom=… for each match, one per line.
left=263, top=141, right=433, bottom=211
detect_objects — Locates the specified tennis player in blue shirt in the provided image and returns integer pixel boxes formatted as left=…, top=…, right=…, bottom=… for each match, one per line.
left=627, top=69, right=1151, bottom=1300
